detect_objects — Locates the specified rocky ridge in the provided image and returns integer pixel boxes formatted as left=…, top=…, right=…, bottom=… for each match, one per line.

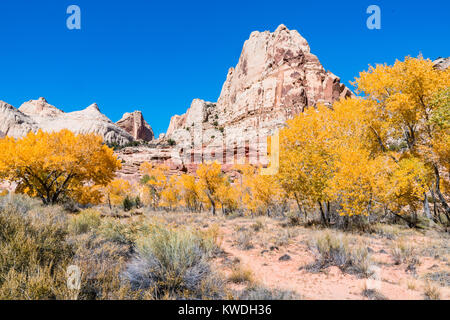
left=0, top=97, right=153, bottom=145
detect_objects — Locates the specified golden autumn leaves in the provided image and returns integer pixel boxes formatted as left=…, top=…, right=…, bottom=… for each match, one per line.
left=0, top=129, right=122, bottom=205
left=137, top=161, right=282, bottom=216
left=278, top=57, right=449, bottom=225
left=0, top=57, right=448, bottom=225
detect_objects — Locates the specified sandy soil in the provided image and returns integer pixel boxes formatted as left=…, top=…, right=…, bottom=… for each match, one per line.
left=201, top=215, right=450, bottom=300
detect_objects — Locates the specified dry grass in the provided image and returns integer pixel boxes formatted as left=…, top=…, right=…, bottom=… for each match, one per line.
left=391, top=241, right=419, bottom=268
left=228, top=265, right=254, bottom=284
left=234, top=229, right=254, bottom=250
left=68, top=209, right=102, bottom=235
left=424, top=281, right=441, bottom=300
left=307, top=230, right=374, bottom=277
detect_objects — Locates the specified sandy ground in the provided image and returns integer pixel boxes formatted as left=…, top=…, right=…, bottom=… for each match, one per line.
left=138, top=210, right=449, bottom=300
left=204, top=215, right=450, bottom=300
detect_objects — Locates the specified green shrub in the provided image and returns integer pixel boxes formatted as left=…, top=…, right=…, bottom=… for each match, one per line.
left=122, top=226, right=224, bottom=299
left=308, top=231, right=373, bottom=277
left=0, top=200, right=73, bottom=299
left=123, top=196, right=134, bottom=212
left=134, top=196, right=142, bottom=209
left=69, top=209, right=102, bottom=235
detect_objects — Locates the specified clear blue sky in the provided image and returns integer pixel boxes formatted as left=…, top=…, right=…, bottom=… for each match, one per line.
left=0, top=0, right=448, bottom=135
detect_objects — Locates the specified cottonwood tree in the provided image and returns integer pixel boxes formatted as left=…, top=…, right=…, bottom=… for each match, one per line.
left=0, top=129, right=121, bottom=205
left=177, top=174, right=201, bottom=212
left=196, top=161, right=227, bottom=215
left=355, top=57, right=450, bottom=222
left=103, top=178, right=133, bottom=209
left=277, top=104, right=336, bottom=225
left=140, top=162, right=170, bottom=209
left=277, top=57, right=449, bottom=227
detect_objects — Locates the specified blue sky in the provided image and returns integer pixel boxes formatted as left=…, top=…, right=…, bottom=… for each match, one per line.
left=0, top=0, right=448, bottom=135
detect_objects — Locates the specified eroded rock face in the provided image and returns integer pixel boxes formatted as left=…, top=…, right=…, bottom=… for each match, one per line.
left=2, top=98, right=134, bottom=145
left=116, top=111, right=154, bottom=141
left=434, top=57, right=450, bottom=70
left=0, top=100, right=38, bottom=138
left=164, top=24, right=353, bottom=167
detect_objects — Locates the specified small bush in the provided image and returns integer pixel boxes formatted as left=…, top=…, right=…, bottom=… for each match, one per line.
left=371, top=223, right=402, bottom=240
left=251, top=219, right=265, bottom=232
left=423, top=281, right=441, bottom=300
left=69, top=209, right=102, bottom=235
left=134, top=196, right=142, bottom=209
left=229, top=265, right=253, bottom=284
left=286, top=212, right=301, bottom=226
left=123, top=196, right=134, bottom=212
left=0, top=193, right=41, bottom=215
left=240, top=285, right=300, bottom=300
left=68, top=232, right=135, bottom=300
left=122, top=226, right=224, bottom=299
left=197, top=223, right=222, bottom=257
left=308, top=231, right=373, bottom=277
left=391, top=241, right=416, bottom=265
left=273, top=229, right=297, bottom=247
left=235, top=231, right=254, bottom=250
left=424, top=271, right=450, bottom=287
left=362, top=288, right=388, bottom=300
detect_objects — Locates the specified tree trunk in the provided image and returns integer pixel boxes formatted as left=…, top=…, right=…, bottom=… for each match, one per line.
left=318, top=202, right=328, bottom=226
left=434, top=164, right=450, bottom=218
left=423, top=192, right=432, bottom=219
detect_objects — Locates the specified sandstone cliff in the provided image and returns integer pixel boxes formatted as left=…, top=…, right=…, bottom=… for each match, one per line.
left=115, top=25, right=355, bottom=181
left=164, top=24, right=353, bottom=168
left=116, top=111, right=154, bottom=141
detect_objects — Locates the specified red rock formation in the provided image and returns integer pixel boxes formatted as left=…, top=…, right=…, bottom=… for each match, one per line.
left=116, top=111, right=154, bottom=141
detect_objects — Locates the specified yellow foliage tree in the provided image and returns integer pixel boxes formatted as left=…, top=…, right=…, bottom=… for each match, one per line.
left=140, top=162, right=170, bottom=209
left=160, top=175, right=180, bottom=210
left=236, top=164, right=284, bottom=216
left=216, top=179, right=240, bottom=215
left=277, top=104, right=336, bottom=224
left=354, top=56, right=450, bottom=221
left=277, top=57, right=448, bottom=226
left=0, top=129, right=121, bottom=205
left=196, top=161, right=227, bottom=215
left=177, top=174, right=201, bottom=212
left=103, top=178, right=133, bottom=209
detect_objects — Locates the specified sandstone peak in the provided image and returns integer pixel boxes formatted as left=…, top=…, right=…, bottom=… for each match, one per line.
left=275, top=23, right=288, bottom=33
left=116, top=110, right=154, bottom=141
left=19, top=98, right=64, bottom=118
left=85, top=103, right=101, bottom=112
left=0, top=100, right=38, bottom=138
left=166, top=24, right=353, bottom=153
